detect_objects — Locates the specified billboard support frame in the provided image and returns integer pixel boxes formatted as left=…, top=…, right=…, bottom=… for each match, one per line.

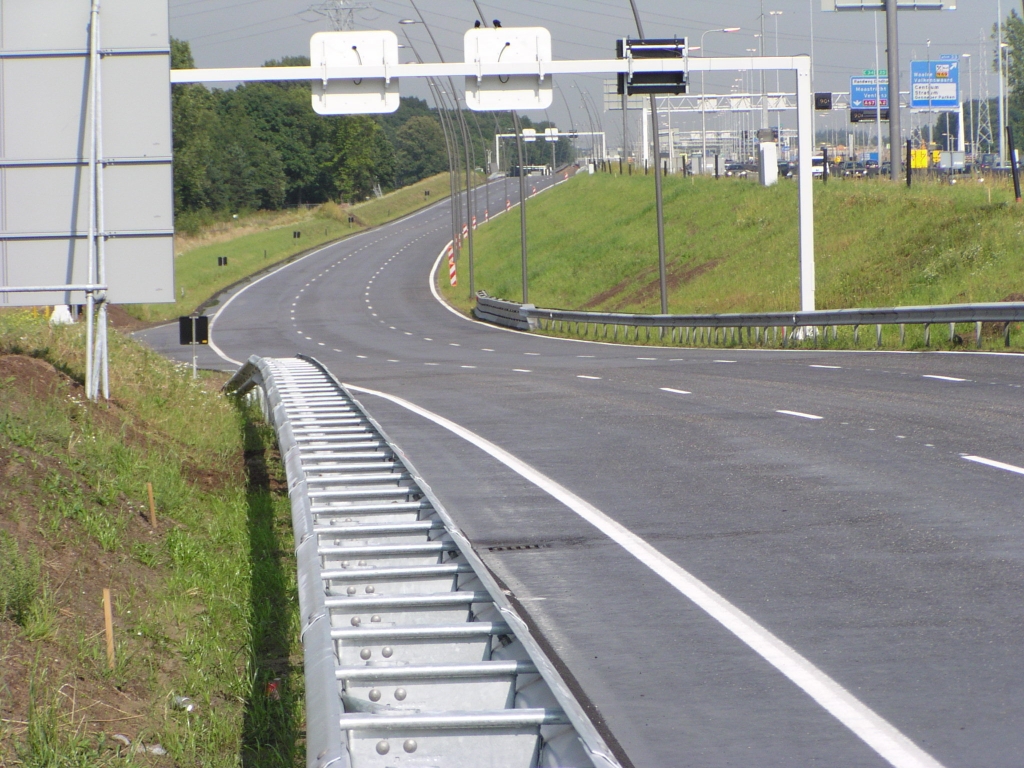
left=175, top=52, right=819, bottom=313
left=2, top=0, right=174, bottom=401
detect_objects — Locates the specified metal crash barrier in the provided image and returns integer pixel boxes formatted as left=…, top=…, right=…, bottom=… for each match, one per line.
left=225, top=355, right=620, bottom=768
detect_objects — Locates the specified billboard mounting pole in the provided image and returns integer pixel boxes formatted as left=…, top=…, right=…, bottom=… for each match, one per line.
left=885, top=0, right=901, bottom=180
left=86, top=0, right=100, bottom=400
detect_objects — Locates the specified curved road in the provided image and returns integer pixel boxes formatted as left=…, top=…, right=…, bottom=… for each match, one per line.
left=139, top=176, right=1024, bottom=768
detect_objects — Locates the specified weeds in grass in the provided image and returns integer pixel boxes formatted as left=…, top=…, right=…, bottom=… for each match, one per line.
left=22, top=585, right=59, bottom=643
left=1, top=313, right=305, bottom=766
left=0, top=531, right=39, bottom=625
left=18, top=668, right=114, bottom=768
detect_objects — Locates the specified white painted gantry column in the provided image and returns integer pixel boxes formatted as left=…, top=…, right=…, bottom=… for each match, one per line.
left=173, top=54, right=815, bottom=312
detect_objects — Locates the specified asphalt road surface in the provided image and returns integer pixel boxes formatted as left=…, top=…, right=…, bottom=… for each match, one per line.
left=137, top=174, right=1024, bottom=768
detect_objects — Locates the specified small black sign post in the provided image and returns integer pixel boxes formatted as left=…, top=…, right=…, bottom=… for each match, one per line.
left=178, top=315, right=209, bottom=379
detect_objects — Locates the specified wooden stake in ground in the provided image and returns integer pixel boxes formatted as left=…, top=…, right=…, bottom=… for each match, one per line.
left=146, top=482, right=157, bottom=527
left=103, top=588, right=115, bottom=669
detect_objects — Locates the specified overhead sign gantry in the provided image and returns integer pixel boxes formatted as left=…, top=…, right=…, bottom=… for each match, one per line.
left=174, top=30, right=819, bottom=313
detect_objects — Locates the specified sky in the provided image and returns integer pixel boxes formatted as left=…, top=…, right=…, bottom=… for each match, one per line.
left=169, top=1, right=1013, bottom=147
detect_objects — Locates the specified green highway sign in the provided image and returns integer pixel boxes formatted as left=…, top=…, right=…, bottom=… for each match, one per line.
left=863, top=69, right=888, bottom=77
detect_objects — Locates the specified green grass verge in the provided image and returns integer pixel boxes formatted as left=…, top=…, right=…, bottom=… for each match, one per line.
left=126, top=172, right=468, bottom=325
left=442, top=173, right=1024, bottom=351
left=0, top=310, right=302, bottom=766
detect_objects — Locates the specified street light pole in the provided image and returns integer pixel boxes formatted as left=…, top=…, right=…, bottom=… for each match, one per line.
left=699, top=28, right=741, bottom=172
left=771, top=11, right=783, bottom=143
left=999, top=0, right=1006, bottom=166
left=404, top=4, right=478, bottom=296
left=759, top=0, right=768, bottom=130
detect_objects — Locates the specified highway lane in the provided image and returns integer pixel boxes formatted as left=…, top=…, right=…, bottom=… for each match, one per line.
left=138, top=175, right=1023, bottom=768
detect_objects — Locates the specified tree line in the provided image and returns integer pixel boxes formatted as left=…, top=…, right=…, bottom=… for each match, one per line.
left=171, top=39, right=573, bottom=225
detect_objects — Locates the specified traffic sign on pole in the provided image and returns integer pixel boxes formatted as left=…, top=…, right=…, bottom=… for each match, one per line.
left=910, top=59, right=959, bottom=109
left=850, top=76, right=889, bottom=122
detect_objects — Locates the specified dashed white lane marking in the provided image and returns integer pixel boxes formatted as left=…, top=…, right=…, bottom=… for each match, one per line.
left=714, top=359, right=736, bottom=364
left=346, top=384, right=946, bottom=768
left=961, top=455, right=1024, bottom=476
left=450, top=343, right=461, bottom=347
left=461, top=365, right=476, bottom=369
left=577, top=355, right=595, bottom=358
left=637, top=357, right=657, bottom=361
left=388, top=359, right=399, bottom=363
left=333, top=348, right=341, bottom=352
left=317, top=342, right=325, bottom=346
left=776, top=410, right=823, bottom=420
left=513, top=368, right=532, bottom=373
left=482, top=348, right=495, bottom=352
left=577, top=375, right=601, bottom=380
left=810, top=364, right=842, bottom=369
left=425, top=362, right=439, bottom=366
left=922, top=374, right=967, bottom=382
left=356, top=355, right=367, bottom=359
left=524, top=352, right=540, bottom=356
left=660, top=387, right=692, bottom=395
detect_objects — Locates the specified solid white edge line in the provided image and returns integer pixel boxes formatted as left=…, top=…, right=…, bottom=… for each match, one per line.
left=961, top=455, right=1024, bottom=476
left=345, top=383, right=945, bottom=768
left=776, top=409, right=824, bottom=420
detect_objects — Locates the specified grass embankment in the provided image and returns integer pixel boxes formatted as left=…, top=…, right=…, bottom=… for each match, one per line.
left=127, top=172, right=464, bottom=325
left=442, top=174, right=1024, bottom=350
left=0, top=311, right=301, bottom=765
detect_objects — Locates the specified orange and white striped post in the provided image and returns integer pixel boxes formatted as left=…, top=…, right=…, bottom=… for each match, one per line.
left=447, top=244, right=457, bottom=287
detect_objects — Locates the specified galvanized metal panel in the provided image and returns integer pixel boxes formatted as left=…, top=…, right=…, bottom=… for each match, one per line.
left=0, top=0, right=173, bottom=306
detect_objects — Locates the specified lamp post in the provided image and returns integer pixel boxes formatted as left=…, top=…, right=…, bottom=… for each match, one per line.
left=700, top=27, right=741, bottom=171
left=770, top=10, right=783, bottom=144
left=398, top=31, right=460, bottom=271
left=962, top=52, right=972, bottom=157
left=998, top=0, right=1006, bottom=166
left=401, top=8, right=479, bottom=297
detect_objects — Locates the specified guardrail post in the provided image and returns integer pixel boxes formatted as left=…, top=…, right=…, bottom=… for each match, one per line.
left=923, top=323, right=930, bottom=346
left=948, top=322, right=955, bottom=342
left=1005, top=322, right=1012, bottom=347
left=899, top=323, right=905, bottom=346
left=876, top=324, right=883, bottom=347
left=975, top=321, right=982, bottom=348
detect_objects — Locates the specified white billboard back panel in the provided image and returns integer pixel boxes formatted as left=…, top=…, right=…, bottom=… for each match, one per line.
left=310, top=31, right=400, bottom=115
left=464, top=27, right=553, bottom=111
left=0, top=0, right=174, bottom=306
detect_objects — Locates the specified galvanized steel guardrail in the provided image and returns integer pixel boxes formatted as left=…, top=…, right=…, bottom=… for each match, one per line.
left=225, top=355, right=621, bottom=768
left=474, top=292, right=1024, bottom=348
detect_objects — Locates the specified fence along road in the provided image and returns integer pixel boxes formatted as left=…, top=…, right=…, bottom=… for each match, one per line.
left=138, top=172, right=1024, bottom=767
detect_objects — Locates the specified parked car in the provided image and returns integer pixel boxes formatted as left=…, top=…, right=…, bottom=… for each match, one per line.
left=777, top=161, right=794, bottom=178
